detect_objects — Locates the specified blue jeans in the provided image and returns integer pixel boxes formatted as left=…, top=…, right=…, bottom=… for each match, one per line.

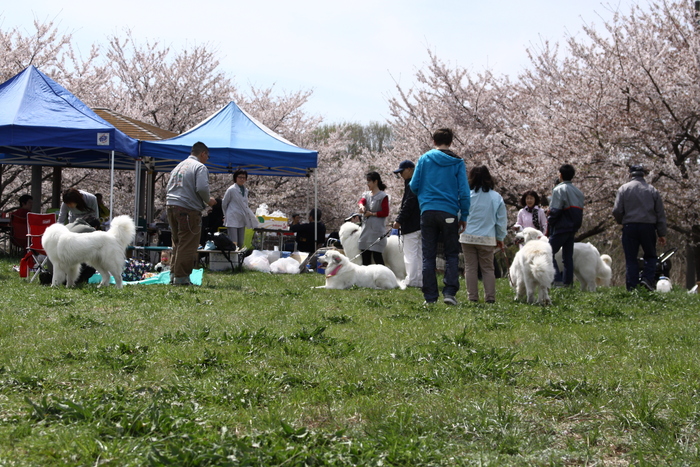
left=622, top=223, right=657, bottom=291
left=549, top=232, right=575, bottom=285
left=421, top=210, right=461, bottom=302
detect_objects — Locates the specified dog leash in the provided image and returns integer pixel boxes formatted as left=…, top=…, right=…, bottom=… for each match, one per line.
left=499, top=246, right=514, bottom=288
left=349, top=228, right=393, bottom=263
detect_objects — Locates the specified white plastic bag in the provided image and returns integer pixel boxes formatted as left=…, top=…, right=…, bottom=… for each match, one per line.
left=270, top=257, right=301, bottom=274
left=243, top=250, right=271, bottom=273
left=255, top=204, right=269, bottom=216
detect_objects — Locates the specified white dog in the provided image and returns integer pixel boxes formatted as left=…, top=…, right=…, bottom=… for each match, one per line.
left=554, top=243, right=613, bottom=291
left=656, top=277, right=672, bottom=292
left=338, top=222, right=406, bottom=280
left=42, top=215, right=136, bottom=288
left=316, top=250, right=404, bottom=290
left=510, top=228, right=555, bottom=305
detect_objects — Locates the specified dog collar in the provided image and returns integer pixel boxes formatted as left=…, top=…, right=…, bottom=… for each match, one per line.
left=326, top=264, right=343, bottom=277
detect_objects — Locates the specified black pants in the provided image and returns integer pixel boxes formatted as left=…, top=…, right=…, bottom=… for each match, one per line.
left=362, top=250, right=384, bottom=266
left=622, top=223, right=657, bottom=291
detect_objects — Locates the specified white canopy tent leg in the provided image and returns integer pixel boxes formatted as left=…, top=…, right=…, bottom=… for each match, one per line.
left=109, top=150, right=115, bottom=224
left=133, top=159, right=141, bottom=230
left=313, top=168, right=318, bottom=245
left=144, top=157, right=155, bottom=228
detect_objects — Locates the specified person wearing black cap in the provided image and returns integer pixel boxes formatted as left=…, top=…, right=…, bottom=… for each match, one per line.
left=392, top=159, right=422, bottom=287
left=613, top=164, right=667, bottom=291
left=345, top=213, right=362, bottom=225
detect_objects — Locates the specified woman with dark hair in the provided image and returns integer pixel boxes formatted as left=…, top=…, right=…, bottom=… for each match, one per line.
left=58, top=188, right=99, bottom=224
left=513, top=189, right=548, bottom=236
left=222, top=169, right=258, bottom=247
left=459, top=166, right=507, bottom=303
left=357, top=171, right=390, bottom=265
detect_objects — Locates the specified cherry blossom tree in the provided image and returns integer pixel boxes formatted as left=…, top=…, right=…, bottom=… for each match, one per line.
left=518, top=0, right=700, bottom=283
left=0, top=18, right=71, bottom=81
left=104, top=31, right=237, bottom=134
left=387, top=52, right=529, bottom=215
left=0, top=19, right=73, bottom=210
left=388, top=1, right=700, bottom=283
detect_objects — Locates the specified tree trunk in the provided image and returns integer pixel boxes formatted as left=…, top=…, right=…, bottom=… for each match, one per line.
left=688, top=225, right=700, bottom=289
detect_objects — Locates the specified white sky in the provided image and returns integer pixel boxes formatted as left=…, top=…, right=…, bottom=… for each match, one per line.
left=2, top=0, right=634, bottom=124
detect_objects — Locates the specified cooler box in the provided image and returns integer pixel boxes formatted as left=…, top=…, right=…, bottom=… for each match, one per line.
left=209, top=252, right=237, bottom=271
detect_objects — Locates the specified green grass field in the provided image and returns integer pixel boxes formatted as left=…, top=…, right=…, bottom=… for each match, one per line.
left=1, top=257, right=699, bottom=466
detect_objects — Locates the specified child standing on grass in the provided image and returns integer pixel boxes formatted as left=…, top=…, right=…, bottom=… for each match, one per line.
left=513, top=190, right=548, bottom=240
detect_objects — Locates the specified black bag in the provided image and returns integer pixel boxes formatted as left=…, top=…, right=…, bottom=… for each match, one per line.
left=211, top=232, right=239, bottom=271
left=212, top=232, right=236, bottom=251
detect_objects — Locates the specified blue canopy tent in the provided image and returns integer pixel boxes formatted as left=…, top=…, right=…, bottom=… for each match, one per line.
left=0, top=66, right=139, bottom=169
left=0, top=66, right=140, bottom=221
left=139, top=101, right=320, bottom=245
left=139, top=101, right=317, bottom=176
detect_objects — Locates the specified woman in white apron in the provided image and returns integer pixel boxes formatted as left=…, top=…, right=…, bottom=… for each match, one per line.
left=357, top=171, right=390, bottom=265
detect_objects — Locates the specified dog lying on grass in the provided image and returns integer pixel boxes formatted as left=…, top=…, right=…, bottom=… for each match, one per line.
left=42, top=215, right=136, bottom=289
left=316, top=250, right=405, bottom=290
left=510, top=227, right=555, bottom=305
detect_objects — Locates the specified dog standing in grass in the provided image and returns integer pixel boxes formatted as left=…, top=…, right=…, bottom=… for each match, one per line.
left=43, top=215, right=136, bottom=288
left=510, top=227, right=555, bottom=305
left=554, top=243, right=612, bottom=291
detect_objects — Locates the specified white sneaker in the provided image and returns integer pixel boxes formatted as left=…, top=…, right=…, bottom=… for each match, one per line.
left=443, top=295, right=458, bottom=306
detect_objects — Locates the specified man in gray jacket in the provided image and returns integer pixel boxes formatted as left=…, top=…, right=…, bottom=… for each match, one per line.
left=612, top=164, right=667, bottom=291
left=166, top=142, right=216, bottom=285
left=548, top=164, right=584, bottom=287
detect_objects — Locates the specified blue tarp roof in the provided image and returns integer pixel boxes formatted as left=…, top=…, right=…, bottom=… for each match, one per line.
left=139, top=101, right=318, bottom=176
left=0, top=66, right=139, bottom=169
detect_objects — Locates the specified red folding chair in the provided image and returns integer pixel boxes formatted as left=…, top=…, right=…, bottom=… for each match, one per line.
left=26, top=212, right=56, bottom=282
left=10, top=211, right=29, bottom=253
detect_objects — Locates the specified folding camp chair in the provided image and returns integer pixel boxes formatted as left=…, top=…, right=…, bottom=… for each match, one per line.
left=9, top=211, right=29, bottom=255
left=26, top=212, right=56, bottom=282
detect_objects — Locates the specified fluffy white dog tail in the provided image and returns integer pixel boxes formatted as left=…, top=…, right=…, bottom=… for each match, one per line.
left=108, top=215, right=136, bottom=248
left=530, top=255, right=554, bottom=285
left=597, top=254, right=613, bottom=287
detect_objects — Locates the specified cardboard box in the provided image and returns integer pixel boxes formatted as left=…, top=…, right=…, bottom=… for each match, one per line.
left=257, top=215, right=288, bottom=230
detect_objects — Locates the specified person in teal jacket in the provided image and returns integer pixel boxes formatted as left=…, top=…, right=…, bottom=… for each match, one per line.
left=409, top=128, right=470, bottom=306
